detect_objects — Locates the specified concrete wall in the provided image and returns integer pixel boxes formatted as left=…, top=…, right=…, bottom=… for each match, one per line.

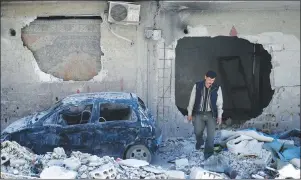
left=1, top=1, right=300, bottom=138
left=1, top=1, right=159, bottom=130
left=155, top=7, right=300, bottom=137
left=21, top=18, right=103, bottom=81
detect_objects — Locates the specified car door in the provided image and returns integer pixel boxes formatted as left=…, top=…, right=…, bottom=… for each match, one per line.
left=93, top=101, right=141, bottom=158
left=57, top=103, right=95, bottom=154
left=23, top=111, right=63, bottom=154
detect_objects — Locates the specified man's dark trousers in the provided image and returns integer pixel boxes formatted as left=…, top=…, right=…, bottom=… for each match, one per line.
left=193, top=112, right=216, bottom=159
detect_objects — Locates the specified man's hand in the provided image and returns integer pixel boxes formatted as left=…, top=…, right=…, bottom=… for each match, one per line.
left=217, top=117, right=222, bottom=125
left=187, top=115, right=193, bottom=121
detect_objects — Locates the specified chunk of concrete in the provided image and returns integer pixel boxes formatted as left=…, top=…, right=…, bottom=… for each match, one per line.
left=189, top=167, right=224, bottom=179
left=118, top=159, right=149, bottom=168
left=47, top=159, right=64, bottom=167
left=63, top=157, right=81, bottom=171
left=78, top=165, right=88, bottom=172
left=166, top=170, right=185, bottom=179
left=40, top=166, right=77, bottom=179
left=289, top=158, right=301, bottom=169
left=10, top=159, right=26, bottom=167
left=226, top=135, right=263, bottom=157
left=88, top=155, right=103, bottom=167
left=278, top=163, right=301, bottom=179
left=0, top=153, right=10, bottom=165
left=237, top=130, right=274, bottom=142
left=175, top=158, right=189, bottom=169
left=52, top=147, right=66, bottom=159
left=13, top=170, right=19, bottom=175
left=190, top=167, right=205, bottom=179
left=89, top=163, right=117, bottom=179
left=254, top=151, right=272, bottom=166
left=142, top=166, right=165, bottom=174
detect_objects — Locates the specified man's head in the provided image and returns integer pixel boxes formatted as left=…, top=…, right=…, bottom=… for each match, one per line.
left=204, top=70, right=217, bottom=87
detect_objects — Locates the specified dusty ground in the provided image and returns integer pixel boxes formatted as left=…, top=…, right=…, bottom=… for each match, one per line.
left=152, top=135, right=270, bottom=179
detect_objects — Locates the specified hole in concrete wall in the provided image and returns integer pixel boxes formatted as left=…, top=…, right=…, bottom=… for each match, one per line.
left=21, top=16, right=103, bottom=81
left=183, top=28, right=189, bottom=34
left=9, top=28, right=16, bottom=36
left=175, top=36, right=274, bottom=123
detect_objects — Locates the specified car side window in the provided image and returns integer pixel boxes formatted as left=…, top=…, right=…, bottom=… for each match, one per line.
left=99, top=103, right=137, bottom=122
left=43, top=113, right=59, bottom=126
left=58, top=104, right=93, bottom=125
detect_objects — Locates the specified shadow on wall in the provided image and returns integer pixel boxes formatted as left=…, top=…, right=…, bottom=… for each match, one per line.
left=175, top=36, right=274, bottom=123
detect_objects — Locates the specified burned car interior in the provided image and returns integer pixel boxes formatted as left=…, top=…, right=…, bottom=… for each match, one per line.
left=99, top=103, right=136, bottom=122
left=59, top=104, right=93, bottom=125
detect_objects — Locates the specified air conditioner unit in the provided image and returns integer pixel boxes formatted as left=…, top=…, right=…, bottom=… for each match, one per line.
left=108, top=1, right=141, bottom=25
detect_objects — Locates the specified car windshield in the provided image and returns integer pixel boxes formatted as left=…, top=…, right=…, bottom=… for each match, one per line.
left=35, top=100, right=63, bottom=119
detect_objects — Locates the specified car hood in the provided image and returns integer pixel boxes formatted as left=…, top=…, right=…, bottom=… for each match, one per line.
left=2, top=113, right=42, bottom=134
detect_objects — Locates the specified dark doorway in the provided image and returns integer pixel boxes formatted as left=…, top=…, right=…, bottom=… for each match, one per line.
left=175, top=36, right=274, bottom=123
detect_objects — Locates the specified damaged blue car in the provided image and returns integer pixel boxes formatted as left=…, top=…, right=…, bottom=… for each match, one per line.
left=1, top=92, right=162, bottom=163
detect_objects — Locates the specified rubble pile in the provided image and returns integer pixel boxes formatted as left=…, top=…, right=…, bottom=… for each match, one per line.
left=1, top=127, right=300, bottom=179
left=0, top=141, right=172, bottom=179
left=1, top=141, right=37, bottom=177
left=156, top=136, right=273, bottom=179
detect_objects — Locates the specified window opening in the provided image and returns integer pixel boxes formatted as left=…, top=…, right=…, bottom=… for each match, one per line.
left=59, top=104, right=93, bottom=125
left=99, top=103, right=137, bottom=122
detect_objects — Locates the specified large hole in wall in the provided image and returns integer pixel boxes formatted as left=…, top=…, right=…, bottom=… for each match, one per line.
left=21, top=16, right=103, bottom=81
left=175, top=36, right=275, bottom=123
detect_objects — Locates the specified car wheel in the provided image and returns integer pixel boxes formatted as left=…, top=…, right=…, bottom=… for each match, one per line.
left=125, top=145, right=152, bottom=163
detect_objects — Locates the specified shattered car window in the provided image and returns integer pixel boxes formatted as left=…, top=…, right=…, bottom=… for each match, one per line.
left=43, top=113, right=59, bottom=126
left=58, top=104, right=93, bottom=125
left=35, top=101, right=63, bottom=121
left=99, top=103, right=136, bottom=122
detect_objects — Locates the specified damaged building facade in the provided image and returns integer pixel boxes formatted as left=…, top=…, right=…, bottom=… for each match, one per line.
left=1, top=1, right=300, bottom=139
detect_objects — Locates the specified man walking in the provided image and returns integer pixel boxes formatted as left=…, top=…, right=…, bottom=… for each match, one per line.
left=187, top=70, right=223, bottom=160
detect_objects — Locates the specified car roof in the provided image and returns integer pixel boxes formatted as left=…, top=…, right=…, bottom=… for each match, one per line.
left=62, top=92, right=138, bottom=105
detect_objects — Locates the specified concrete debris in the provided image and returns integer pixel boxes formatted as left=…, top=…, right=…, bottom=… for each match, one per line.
left=165, top=170, right=186, bottom=179
left=190, top=167, right=225, bottom=179
left=40, top=166, right=78, bottom=179
left=63, top=157, right=81, bottom=171
left=1, top=153, right=10, bottom=165
left=226, top=135, right=264, bottom=157
left=237, top=130, right=274, bottom=142
left=154, top=134, right=282, bottom=179
left=253, top=151, right=273, bottom=167
left=175, top=158, right=189, bottom=170
left=118, top=159, right=149, bottom=168
left=52, top=147, right=67, bottom=159
left=1, top=126, right=300, bottom=180
left=277, top=163, right=301, bottom=179
left=89, top=163, right=117, bottom=179
left=1, top=141, right=169, bottom=179
left=289, top=158, right=301, bottom=169
left=142, top=166, right=165, bottom=174
left=1, top=141, right=37, bottom=176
